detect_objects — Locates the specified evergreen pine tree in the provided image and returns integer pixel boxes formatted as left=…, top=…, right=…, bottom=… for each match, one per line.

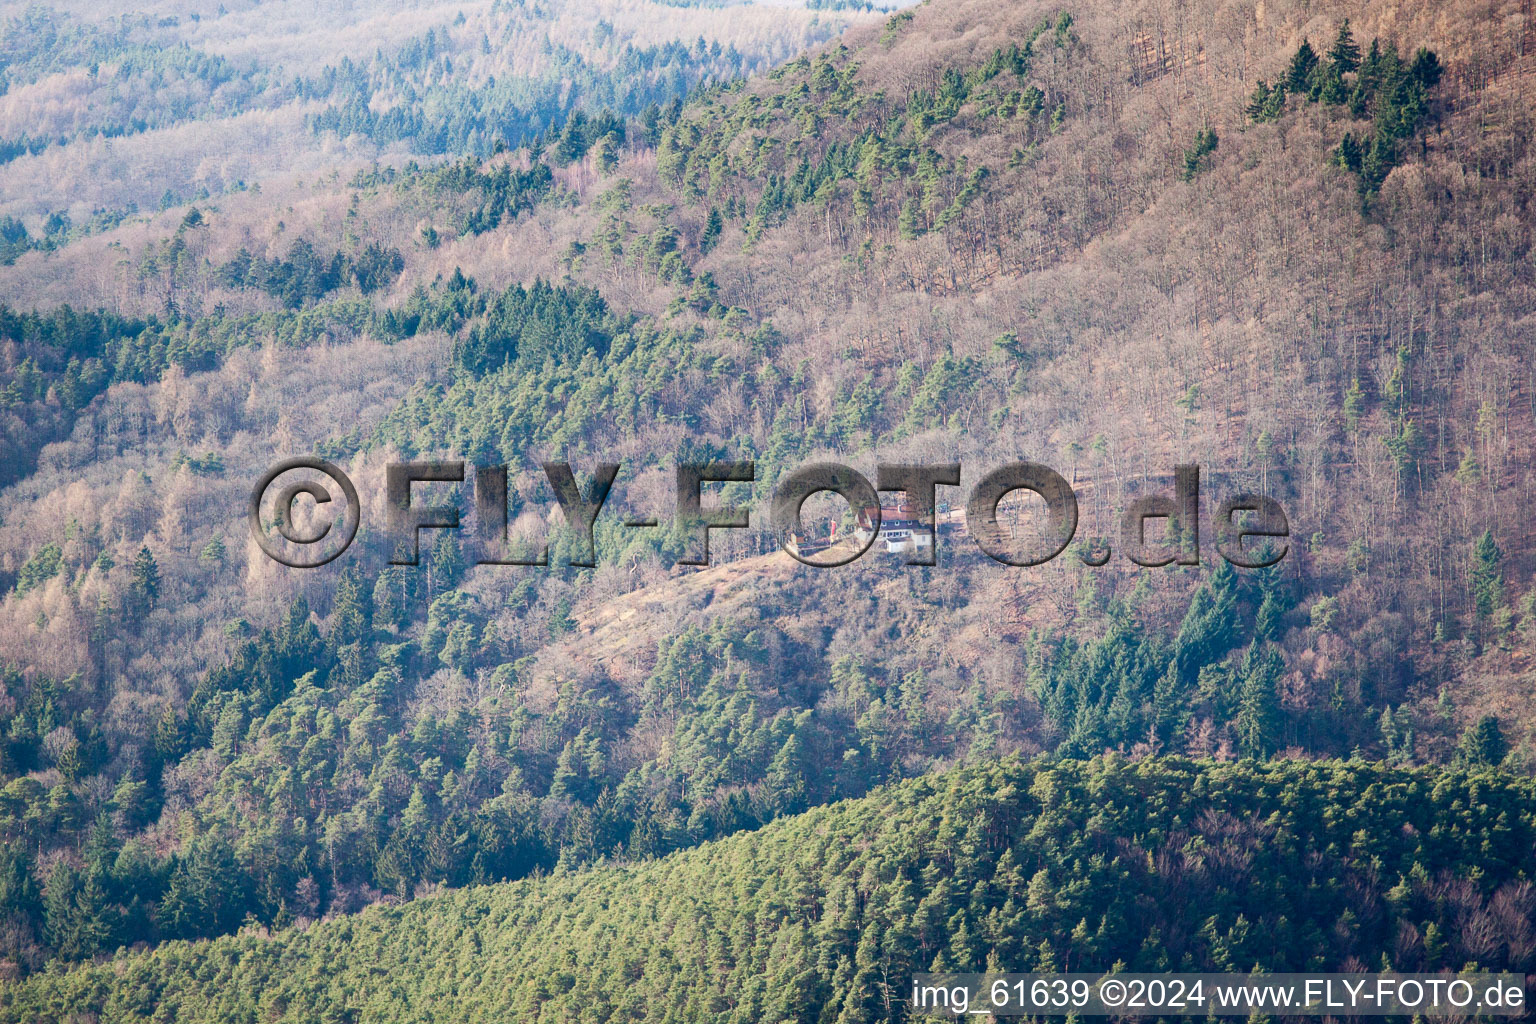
left=1470, top=530, right=1504, bottom=620
left=0, top=844, right=40, bottom=929
left=198, top=535, right=226, bottom=564
left=1245, top=80, right=1272, bottom=121
left=42, top=860, right=80, bottom=958
left=153, top=705, right=186, bottom=766
left=155, top=865, right=197, bottom=939
left=1327, top=21, right=1361, bottom=74
left=428, top=531, right=464, bottom=599
left=1319, top=64, right=1348, bottom=105
left=1255, top=592, right=1284, bottom=640
left=129, top=545, right=161, bottom=614
left=1457, top=715, right=1507, bottom=768
left=372, top=567, right=411, bottom=632
left=1261, top=81, right=1288, bottom=121
left=1150, top=660, right=1190, bottom=747
left=1286, top=40, right=1320, bottom=93
left=329, top=568, right=373, bottom=648
left=766, top=734, right=809, bottom=816
left=1181, top=127, right=1219, bottom=180
left=1235, top=643, right=1282, bottom=758
left=1409, top=47, right=1442, bottom=89
left=1333, top=133, right=1363, bottom=173
left=71, top=868, right=114, bottom=958
left=700, top=206, right=723, bottom=252
left=1359, top=132, right=1398, bottom=198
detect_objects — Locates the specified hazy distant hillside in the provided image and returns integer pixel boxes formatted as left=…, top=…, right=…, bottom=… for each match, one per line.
left=0, top=0, right=1533, bottom=987
left=3, top=757, right=1533, bottom=1022
left=0, top=0, right=889, bottom=225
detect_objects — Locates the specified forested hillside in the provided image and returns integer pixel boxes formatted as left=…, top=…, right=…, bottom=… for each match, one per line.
left=3, top=757, right=1534, bottom=1022
left=0, top=0, right=1535, bottom=997
left=0, top=0, right=884, bottom=226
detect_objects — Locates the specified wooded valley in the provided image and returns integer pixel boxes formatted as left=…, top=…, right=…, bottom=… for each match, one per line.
left=0, top=0, right=1533, bottom=1015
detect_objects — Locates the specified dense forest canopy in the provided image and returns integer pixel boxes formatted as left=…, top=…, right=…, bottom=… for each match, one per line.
left=0, top=0, right=1533, bottom=1013
left=2, top=757, right=1534, bottom=1022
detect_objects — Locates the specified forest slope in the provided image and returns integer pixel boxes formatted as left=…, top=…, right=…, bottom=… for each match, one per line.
left=2, top=756, right=1535, bottom=1023
left=0, top=0, right=885, bottom=226
left=0, top=0, right=1535, bottom=983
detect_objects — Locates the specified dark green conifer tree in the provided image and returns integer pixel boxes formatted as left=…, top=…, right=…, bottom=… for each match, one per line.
left=1327, top=21, right=1361, bottom=74
left=129, top=545, right=160, bottom=615
left=1286, top=40, right=1319, bottom=93
left=1457, top=715, right=1506, bottom=768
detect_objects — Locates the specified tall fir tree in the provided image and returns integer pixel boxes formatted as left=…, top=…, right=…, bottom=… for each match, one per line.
left=1286, top=39, right=1320, bottom=93
left=129, top=545, right=161, bottom=615
left=1470, top=530, right=1504, bottom=620
left=1327, top=21, right=1361, bottom=74
left=1457, top=715, right=1507, bottom=768
left=1235, top=642, right=1282, bottom=758
left=41, top=861, right=80, bottom=959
